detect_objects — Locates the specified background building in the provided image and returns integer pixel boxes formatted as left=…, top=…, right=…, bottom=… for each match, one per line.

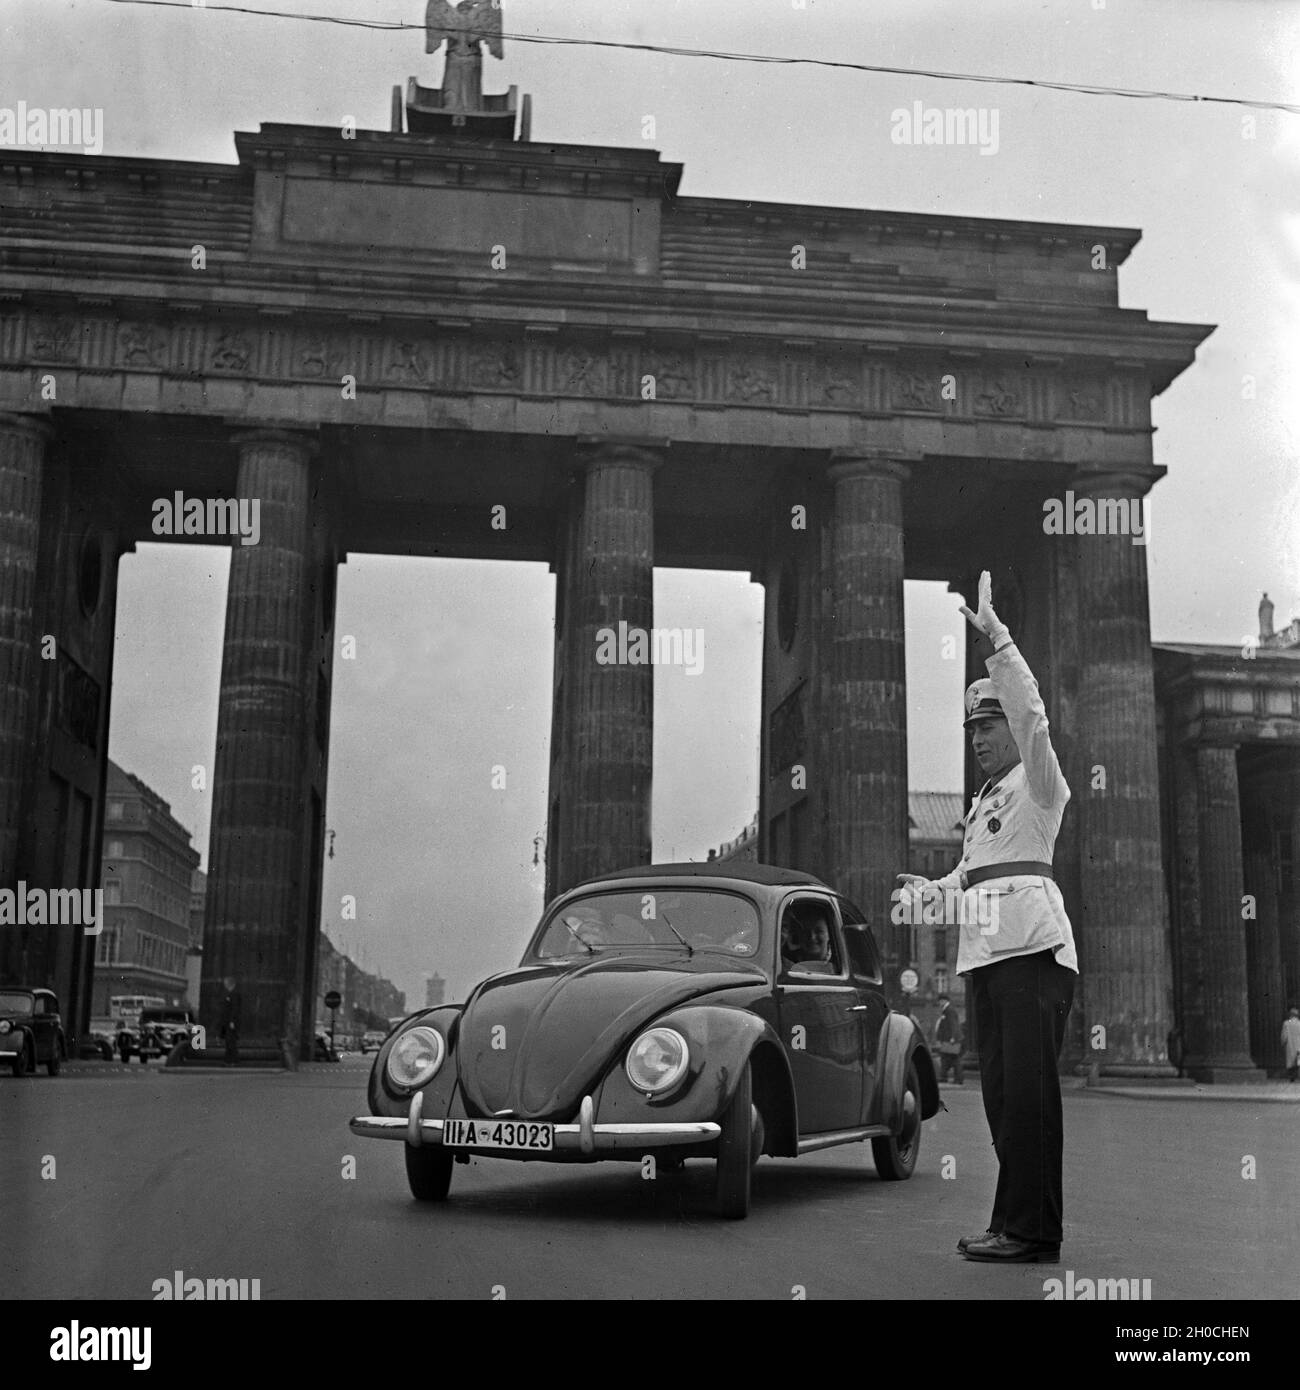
left=315, top=932, right=405, bottom=1045
left=93, top=761, right=199, bottom=1014
left=423, top=973, right=446, bottom=1008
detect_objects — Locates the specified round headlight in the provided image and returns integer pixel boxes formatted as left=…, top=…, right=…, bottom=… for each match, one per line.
left=386, top=1026, right=445, bottom=1090
left=0, top=1020, right=10, bottom=1035
left=625, top=1028, right=689, bottom=1095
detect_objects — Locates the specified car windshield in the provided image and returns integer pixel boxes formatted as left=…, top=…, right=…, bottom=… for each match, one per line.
left=0, top=992, right=34, bottom=1016
left=531, top=889, right=761, bottom=959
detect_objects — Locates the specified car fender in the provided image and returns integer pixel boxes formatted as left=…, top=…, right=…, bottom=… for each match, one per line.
left=594, top=1004, right=798, bottom=1154
left=872, top=1013, right=941, bottom=1130
left=368, top=1004, right=464, bottom=1116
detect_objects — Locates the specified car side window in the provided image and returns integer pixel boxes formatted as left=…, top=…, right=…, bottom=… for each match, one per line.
left=839, top=899, right=882, bottom=982
left=33, top=995, right=46, bottom=1016
left=779, top=896, right=843, bottom=976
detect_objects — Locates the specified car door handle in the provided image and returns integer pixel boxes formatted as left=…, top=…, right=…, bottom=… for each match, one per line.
left=846, top=1005, right=871, bottom=1013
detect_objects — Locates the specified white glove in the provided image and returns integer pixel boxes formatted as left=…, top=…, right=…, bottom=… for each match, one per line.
left=959, top=570, right=1011, bottom=651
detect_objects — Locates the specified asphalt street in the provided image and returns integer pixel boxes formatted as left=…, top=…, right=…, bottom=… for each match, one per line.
left=6, top=1059, right=1295, bottom=1301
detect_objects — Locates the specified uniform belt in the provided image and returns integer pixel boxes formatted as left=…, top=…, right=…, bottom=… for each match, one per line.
left=962, top=861, right=1053, bottom=888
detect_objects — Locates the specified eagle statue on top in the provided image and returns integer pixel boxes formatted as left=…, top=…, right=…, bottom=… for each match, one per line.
left=425, top=0, right=505, bottom=113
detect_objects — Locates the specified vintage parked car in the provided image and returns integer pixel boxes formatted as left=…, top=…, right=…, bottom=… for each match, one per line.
left=360, top=1030, right=388, bottom=1054
left=350, top=864, right=940, bottom=1218
left=134, top=1007, right=198, bottom=1062
left=0, top=987, right=66, bottom=1077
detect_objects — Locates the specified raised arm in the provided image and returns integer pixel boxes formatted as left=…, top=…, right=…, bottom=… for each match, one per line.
left=960, top=570, right=1069, bottom=808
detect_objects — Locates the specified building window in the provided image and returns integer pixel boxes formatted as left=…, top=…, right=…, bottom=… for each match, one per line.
left=105, top=881, right=122, bottom=905
left=934, top=927, right=947, bottom=964
left=107, top=839, right=124, bottom=858
left=107, top=801, right=124, bottom=820
left=934, top=966, right=949, bottom=995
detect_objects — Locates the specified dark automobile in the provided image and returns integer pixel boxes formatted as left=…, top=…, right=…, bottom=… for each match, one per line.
left=350, top=864, right=940, bottom=1218
left=135, top=1007, right=197, bottom=1062
left=0, top=987, right=66, bottom=1077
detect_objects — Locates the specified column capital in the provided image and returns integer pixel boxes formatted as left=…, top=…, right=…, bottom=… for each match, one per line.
left=826, top=450, right=913, bottom=486
left=1070, top=468, right=1160, bottom=500
left=0, top=411, right=53, bottom=444
left=228, top=425, right=320, bottom=459
left=575, top=437, right=667, bottom=472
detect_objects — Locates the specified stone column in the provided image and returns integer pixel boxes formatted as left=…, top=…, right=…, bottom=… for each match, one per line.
left=1074, top=471, right=1174, bottom=1071
left=202, top=430, right=317, bottom=1053
left=0, top=414, right=49, bottom=892
left=824, top=454, right=909, bottom=990
left=548, top=442, right=658, bottom=895
left=1238, top=762, right=1286, bottom=1071
left=1181, top=744, right=1260, bottom=1078
left=1282, top=757, right=1300, bottom=1012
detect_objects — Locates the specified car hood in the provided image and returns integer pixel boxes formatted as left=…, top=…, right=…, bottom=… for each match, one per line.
left=455, top=952, right=765, bottom=1120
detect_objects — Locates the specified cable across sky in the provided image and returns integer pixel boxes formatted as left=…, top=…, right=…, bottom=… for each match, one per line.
left=97, top=0, right=1300, bottom=117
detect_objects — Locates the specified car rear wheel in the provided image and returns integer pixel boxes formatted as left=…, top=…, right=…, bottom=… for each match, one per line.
left=872, top=1055, right=922, bottom=1181
left=12, top=1040, right=30, bottom=1078
left=714, top=1060, right=757, bottom=1219
left=47, top=1038, right=63, bottom=1076
left=404, top=1143, right=454, bottom=1202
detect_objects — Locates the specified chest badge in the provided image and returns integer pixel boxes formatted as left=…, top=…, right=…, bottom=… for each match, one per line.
left=988, top=817, right=1002, bottom=834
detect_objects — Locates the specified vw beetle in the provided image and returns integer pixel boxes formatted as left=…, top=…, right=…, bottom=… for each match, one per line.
left=350, top=863, right=939, bottom=1218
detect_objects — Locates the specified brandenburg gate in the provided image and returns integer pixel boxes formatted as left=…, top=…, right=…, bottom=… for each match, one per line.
left=0, top=33, right=1212, bottom=1068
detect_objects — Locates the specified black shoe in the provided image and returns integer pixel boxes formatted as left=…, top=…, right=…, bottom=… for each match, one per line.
left=962, top=1233, right=1060, bottom=1263
left=956, top=1228, right=998, bottom=1253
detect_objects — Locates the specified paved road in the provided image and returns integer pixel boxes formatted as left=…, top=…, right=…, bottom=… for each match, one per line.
left=6, top=1061, right=1295, bottom=1300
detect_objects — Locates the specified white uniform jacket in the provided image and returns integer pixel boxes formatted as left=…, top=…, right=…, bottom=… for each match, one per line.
left=923, top=641, right=1078, bottom=976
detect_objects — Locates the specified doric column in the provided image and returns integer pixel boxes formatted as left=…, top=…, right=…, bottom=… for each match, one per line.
left=1074, top=471, right=1173, bottom=1070
left=0, top=413, right=49, bottom=890
left=1181, top=744, right=1259, bottom=1077
left=824, top=453, right=909, bottom=986
left=1240, top=767, right=1290, bottom=1067
left=202, top=430, right=317, bottom=1052
left=548, top=442, right=659, bottom=895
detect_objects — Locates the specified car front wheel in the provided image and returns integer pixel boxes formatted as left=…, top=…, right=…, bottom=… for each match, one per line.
left=872, top=1055, right=922, bottom=1180
left=404, top=1143, right=454, bottom=1202
left=12, top=1040, right=30, bottom=1077
left=714, top=1061, right=758, bottom=1219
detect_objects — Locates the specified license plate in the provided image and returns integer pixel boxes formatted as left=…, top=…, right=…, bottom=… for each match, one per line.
left=443, top=1119, right=553, bottom=1151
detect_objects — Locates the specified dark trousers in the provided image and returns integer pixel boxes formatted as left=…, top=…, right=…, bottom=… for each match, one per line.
left=938, top=1050, right=963, bottom=1084
left=971, top=950, right=1075, bottom=1244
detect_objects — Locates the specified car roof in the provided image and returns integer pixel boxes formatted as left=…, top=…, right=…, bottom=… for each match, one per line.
left=573, top=862, right=829, bottom=889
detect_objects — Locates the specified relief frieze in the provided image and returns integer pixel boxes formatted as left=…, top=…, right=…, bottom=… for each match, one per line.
left=27, top=314, right=83, bottom=364
left=892, top=369, right=937, bottom=411
left=210, top=330, right=254, bottom=373
left=1058, top=379, right=1107, bottom=422
left=726, top=357, right=778, bottom=403
left=1, top=309, right=1126, bottom=427
left=973, top=374, right=1023, bottom=417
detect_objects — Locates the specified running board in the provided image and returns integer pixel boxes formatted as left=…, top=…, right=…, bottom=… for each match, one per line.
left=797, top=1125, right=891, bottom=1153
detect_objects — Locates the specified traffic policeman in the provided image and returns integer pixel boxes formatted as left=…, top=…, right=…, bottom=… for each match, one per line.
left=898, top=570, right=1077, bottom=1263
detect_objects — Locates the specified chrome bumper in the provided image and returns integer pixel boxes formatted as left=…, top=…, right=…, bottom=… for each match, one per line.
left=349, top=1092, right=720, bottom=1154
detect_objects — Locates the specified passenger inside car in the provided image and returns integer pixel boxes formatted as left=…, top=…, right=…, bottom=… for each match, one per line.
left=779, top=903, right=839, bottom=973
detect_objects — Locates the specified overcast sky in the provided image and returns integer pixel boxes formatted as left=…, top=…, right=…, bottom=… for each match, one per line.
left=7, top=0, right=1298, bottom=1008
